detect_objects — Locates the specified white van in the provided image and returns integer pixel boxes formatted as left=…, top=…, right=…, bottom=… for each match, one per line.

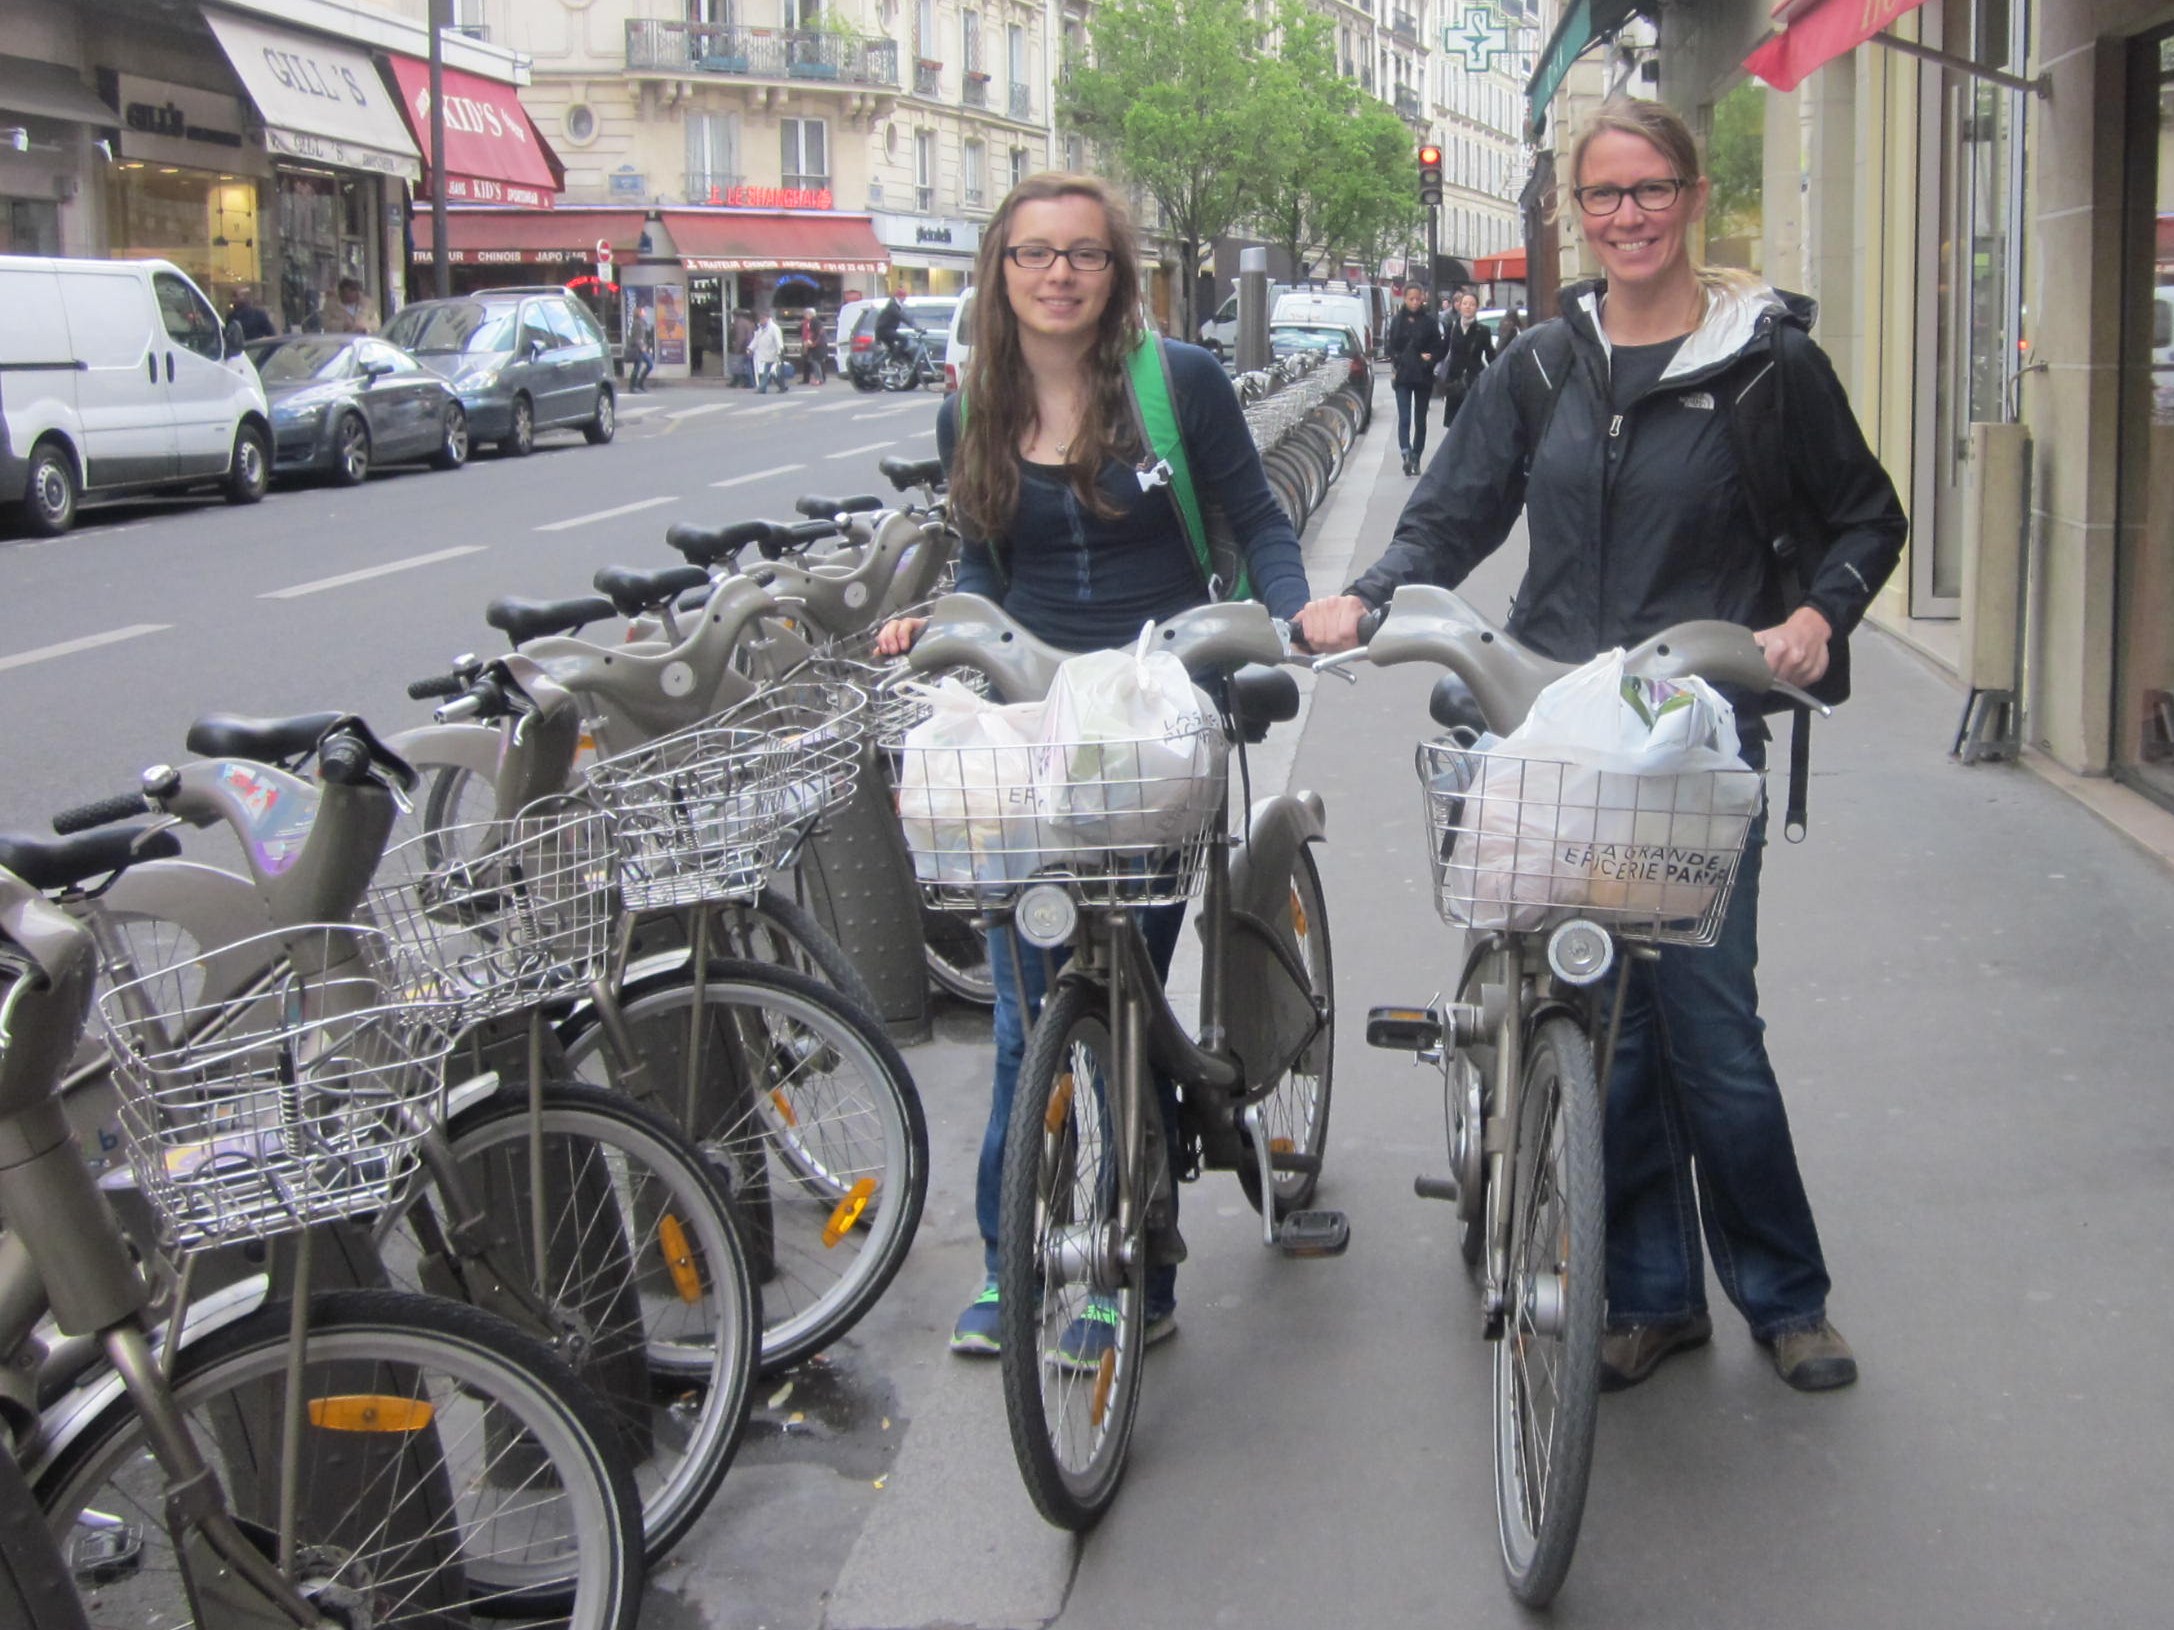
left=1271, top=289, right=1376, bottom=359
left=0, top=255, right=271, bottom=536
left=944, top=286, right=976, bottom=392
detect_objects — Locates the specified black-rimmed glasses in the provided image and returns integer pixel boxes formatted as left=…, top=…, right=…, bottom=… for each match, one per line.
left=1572, top=178, right=1690, bottom=216
left=1004, top=244, right=1114, bottom=271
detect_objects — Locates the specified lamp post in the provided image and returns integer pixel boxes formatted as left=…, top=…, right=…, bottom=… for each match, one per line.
left=430, top=0, right=449, bottom=299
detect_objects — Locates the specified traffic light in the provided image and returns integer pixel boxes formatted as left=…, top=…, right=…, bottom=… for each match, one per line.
left=1418, top=144, right=1443, bottom=207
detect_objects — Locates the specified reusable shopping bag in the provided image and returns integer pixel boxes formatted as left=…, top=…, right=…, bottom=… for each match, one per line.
left=894, top=677, right=1049, bottom=885
left=1036, top=625, right=1228, bottom=849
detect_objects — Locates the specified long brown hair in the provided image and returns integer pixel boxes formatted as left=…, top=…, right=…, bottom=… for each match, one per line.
left=1566, top=99, right=1760, bottom=300
left=950, top=173, right=1144, bottom=541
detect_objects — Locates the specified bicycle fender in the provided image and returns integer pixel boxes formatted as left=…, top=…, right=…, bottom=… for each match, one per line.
left=385, top=721, right=502, bottom=783
left=25, top=1274, right=271, bottom=1485
left=1217, top=792, right=1328, bottom=1091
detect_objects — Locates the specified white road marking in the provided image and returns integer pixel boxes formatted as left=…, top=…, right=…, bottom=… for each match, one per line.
left=826, top=440, right=897, bottom=460
left=803, top=400, right=864, bottom=414
left=534, top=497, right=680, bottom=533
left=710, top=463, right=807, bottom=489
left=259, top=545, right=487, bottom=600
left=852, top=403, right=931, bottom=420
left=737, top=399, right=801, bottom=416
left=0, top=622, right=172, bottom=673
left=615, top=402, right=668, bottom=421
left=906, top=428, right=937, bottom=439
left=664, top=402, right=734, bottom=421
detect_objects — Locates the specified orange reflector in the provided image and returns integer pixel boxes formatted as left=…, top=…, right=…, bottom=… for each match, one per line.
left=770, top=1088, right=799, bottom=1128
left=822, top=1176, right=878, bottom=1247
left=308, top=1395, right=435, bottom=1434
left=1270, top=1137, right=1294, bottom=1155
left=659, top=1213, right=703, bottom=1303
left=1090, top=1349, right=1116, bottom=1427
left=1045, top=1072, right=1075, bottom=1135
left=1289, top=885, right=1308, bottom=940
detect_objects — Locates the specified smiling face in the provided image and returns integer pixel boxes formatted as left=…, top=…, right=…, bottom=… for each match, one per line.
left=1002, top=194, right=1115, bottom=343
left=1576, top=128, right=1707, bottom=295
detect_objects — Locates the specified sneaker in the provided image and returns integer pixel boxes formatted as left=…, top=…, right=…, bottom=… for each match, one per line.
left=1764, top=1318, right=1858, bottom=1391
left=1598, top=1311, right=1713, bottom=1392
left=1048, top=1297, right=1177, bottom=1372
left=949, top=1279, right=1002, bottom=1356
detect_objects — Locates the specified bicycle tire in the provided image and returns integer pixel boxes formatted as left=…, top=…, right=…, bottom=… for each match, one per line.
left=1235, top=844, right=1334, bottom=1219
left=718, top=888, right=885, bottom=1019
left=558, top=959, right=927, bottom=1373
left=998, top=979, right=1146, bottom=1530
left=0, top=1456, right=86, bottom=1630
left=371, top=1081, right=757, bottom=1563
left=1493, top=1013, right=1605, bottom=1607
left=922, top=907, right=996, bottom=1005
left=38, top=1289, right=643, bottom=1628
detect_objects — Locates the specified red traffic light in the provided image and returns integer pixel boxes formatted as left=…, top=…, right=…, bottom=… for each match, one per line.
left=1418, top=144, right=1444, bottom=206
left=1419, top=145, right=1442, bottom=165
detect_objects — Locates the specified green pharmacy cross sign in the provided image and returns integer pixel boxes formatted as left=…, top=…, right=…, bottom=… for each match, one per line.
left=1441, top=5, right=1522, bottom=73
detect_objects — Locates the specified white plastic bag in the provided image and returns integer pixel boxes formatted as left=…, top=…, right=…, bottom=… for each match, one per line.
left=1036, top=624, right=1227, bottom=849
left=894, top=678, right=1050, bottom=885
left=1445, top=651, right=1759, bottom=930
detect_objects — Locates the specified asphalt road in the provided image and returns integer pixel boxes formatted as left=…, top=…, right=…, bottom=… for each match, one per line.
left=6, top=377, right=2173, bottom=1629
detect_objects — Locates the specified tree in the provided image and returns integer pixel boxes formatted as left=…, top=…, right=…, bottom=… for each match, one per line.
left=1706, top=79, right=1765, bottom=242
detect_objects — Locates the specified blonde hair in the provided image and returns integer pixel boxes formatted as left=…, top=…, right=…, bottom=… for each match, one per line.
left=1567, top=99, right=1762, bottom=299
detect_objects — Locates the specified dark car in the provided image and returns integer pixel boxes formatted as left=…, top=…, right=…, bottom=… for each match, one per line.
left=381, top=288, right=617, bottom=456
left=1268, top=322, right=1375, bottom=416
left=246, top=335, right=467, bottom=485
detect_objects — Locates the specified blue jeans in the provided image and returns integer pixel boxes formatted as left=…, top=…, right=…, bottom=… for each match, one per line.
left=1393, top=382, right=1430, bottom=461
left=1602, top=765, right=1832, bottom=1341
left=982, top=904, right=1188, bottom=1315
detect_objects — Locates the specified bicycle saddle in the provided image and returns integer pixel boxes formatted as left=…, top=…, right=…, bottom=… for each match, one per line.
left=594, top=563, right=711, bottom=617
left=184, top=711, right=345, bottom=766
left=0, top=825, right=181, bottom=892
left=485, top=594, right=617, bottom=646
left=794, top=494, right=882, bottom=519
left=666, top=519, right=769, bottom=568
left=879, top=455, right=944, bottom=491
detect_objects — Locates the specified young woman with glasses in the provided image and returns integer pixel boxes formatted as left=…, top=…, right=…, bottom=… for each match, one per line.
left=1298, top=101, right=1906, bottom=1396
left=874, top=173, right=1311, bottom=1358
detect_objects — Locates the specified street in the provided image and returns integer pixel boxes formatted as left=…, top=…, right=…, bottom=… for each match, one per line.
left=6, top=373, right=2173, bottom=1628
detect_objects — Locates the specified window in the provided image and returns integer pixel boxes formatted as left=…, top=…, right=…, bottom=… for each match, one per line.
left=1010, top=146, right=1029, bottom=189
left=963, top=138, right=986, bottom=207
left=1063, top=132, right=1083, bottom=172
left=153, top=271, right=223, bottom=360
left=783, top=0, right=818, bottom=25
left=565, top=103, right=597, bottom=144
left=689, top=0, right=731, bottom=23
left=781, top=117, right=828, bottom=189
left=917, top=0, right=935, bottom=57
left=687, top=111, right=738, bottom=200
left=358, top=338, right=420, bottom=374
left=915, top=127, right=936, bottom=211
left=539, top=299, right=589, bottom=350
left=963, top=9, right=982, bottom=73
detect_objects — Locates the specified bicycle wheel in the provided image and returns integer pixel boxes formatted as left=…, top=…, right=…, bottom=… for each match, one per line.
left=1493, top=1014, right=1605, bottom=1607
left=1236, top=845, right=1334, bottom=1219
left=998, top=979, right=1146, bottom=1531
left=559, top=959, right=927, bottom=1374
left=922, top=907, right=996, bottom=1005
left=0, top=1456, right=85, bottom=1630
left=701, top=888, right=883, bottom=1018
left=372, top=1081, right=758, bottom=1563
left=40, top=1290, right=642, bottom=1628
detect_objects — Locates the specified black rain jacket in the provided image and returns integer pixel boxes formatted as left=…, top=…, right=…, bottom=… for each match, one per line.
left=1386, top=306, right=1443, bottom=392
left=1350, top=278, right=1908, bottom=672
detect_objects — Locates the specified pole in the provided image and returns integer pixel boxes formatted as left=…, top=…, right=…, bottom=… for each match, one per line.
left=429, top=0, right=449, bottom=300
left=1425, top=202, right=1439, bottom=301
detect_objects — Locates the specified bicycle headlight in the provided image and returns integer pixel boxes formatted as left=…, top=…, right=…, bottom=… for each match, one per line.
left=1016, top=883, right=1078, bottom=950
left=1545, top=918, right=1615, bottom=986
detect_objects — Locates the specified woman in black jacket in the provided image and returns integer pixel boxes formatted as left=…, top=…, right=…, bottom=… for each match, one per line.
left=1435, top=290, right=1494, bottom=430
left=1300, top=101, right=1906, bottom=1396
left=1385, top=284, right=1443, bottom=476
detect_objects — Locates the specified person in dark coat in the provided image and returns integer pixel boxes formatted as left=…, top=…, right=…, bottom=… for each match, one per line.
left=1299, top=99, right=1908, bottom=1397
left=1385, top=285, right=1443, bottom=476
left=1435, top=290, right=1494, bottom=430
left=226, top=284, right=276, bottom=343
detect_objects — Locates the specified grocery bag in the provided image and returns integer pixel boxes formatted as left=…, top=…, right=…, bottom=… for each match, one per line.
left=1443, top=651, right=1760, bottom=930
left=894, top=678, right=1050, bottom=885
left=1037, top=624, right=1227, bottom=849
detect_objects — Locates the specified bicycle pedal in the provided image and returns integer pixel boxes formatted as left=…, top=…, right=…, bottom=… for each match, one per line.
left=1276, top=1209, right=1350, bottom=1258
left=1268, top=1149, right=1322, bottom=1174
left=1366, top=1005, right=1443, bottom=1052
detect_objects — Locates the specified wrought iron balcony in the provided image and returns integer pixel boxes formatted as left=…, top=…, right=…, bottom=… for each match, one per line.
left=1390, top=9, right=1420, bottom=45
left=964, top=71, right=990, bottom=108
left=915, top=58, right=943, bottom=96
left=626, top=20, right=900, bottom=86
left=1394, top=85, right=1422, bottom=120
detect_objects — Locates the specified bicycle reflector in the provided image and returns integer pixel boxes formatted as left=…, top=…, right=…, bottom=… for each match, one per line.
left=1546, top=918, right=1615, bottom=986
left=1418, top=145, right=1444, bottom=208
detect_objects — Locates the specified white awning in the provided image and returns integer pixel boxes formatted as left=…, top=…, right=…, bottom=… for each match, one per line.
left=203, top=7, right=420, bottom=181
left=0, top=54, right=118, bottom=127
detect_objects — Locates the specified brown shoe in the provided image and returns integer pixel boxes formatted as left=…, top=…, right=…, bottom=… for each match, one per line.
left=1765, top=1319, right=1858, bottom=1391
left=1598, top=1312, right=1713, bottom=1392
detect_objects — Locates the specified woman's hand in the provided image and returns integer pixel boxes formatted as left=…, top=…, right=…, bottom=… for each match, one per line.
left=1753, top=605, right=1833, bottom=688
left=872, top=616, right=927, bottom=660
left=1295, top=594, right=1372, bottom=655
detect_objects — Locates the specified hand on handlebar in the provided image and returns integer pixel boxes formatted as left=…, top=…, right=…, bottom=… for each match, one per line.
left=1294, top=594, right=1372, bottom=655
left=1752, top=605, right=1833, bottom=689
left=873, top=616, right=927, bottom=660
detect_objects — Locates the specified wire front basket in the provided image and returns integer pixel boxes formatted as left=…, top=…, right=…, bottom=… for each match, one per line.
left=1417, top=738, right=1763, bottom=948
left=584, top=666, right=868, bottom=911
left=367, top=796, right=617, bottom=1025
left=95, top=924, right=455, bottom=1252
left=897, top=725, right=1227, bottom=911
left=873, top=662, right=989, bottom=749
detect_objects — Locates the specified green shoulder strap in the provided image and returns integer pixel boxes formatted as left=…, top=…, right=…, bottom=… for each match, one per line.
left=1126, top=332, right=1250, bottom=601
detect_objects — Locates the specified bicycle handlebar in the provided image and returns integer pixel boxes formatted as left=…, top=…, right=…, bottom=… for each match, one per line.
left=408, top=672, right=468, bottom=701
left=53, top=790, right=152, bottom=835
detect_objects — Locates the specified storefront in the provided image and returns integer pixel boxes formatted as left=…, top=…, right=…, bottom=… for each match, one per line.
left=0, top=54, right=119, bottom=258
left=382, top=55, right=560, bottom=213
left=409, top=208, right=646, bottom=339
left=103, top=70, right=270, bottom=317
left=641, top=210, right=888, bottom=381
left=871, top=211, right=981, bottom=295
left=201, top=9, right=422, bottom=332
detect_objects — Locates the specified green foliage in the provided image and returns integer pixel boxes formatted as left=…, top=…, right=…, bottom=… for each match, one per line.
left=1706, top=79, right=1765, bottom=240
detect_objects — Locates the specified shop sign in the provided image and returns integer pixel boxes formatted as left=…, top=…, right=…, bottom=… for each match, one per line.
left=383, top=56, right=560, bottom=205
left=443, top=174, right=554, bottom=208
left=915, top=225, right=952, bottom=245
left=609, top=168, right=647, bottom=197
left=872, top=212, right=981, bottom=256
left=203, top=11, right=422, bottom=182
left=114, top=75, right=265, bottom=174
left=725, top=185, right=833, bottom=210
left=409, top=246, right=588, bottom=265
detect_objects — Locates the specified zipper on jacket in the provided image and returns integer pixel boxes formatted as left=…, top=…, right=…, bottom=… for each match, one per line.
left=1608, top=414, right=1624, bottom=438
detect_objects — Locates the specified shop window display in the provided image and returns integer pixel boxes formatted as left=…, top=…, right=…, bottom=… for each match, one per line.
left=105, top=164, right=260, bottom=314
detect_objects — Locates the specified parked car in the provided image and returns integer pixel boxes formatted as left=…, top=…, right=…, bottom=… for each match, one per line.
left=944, top=287, right=977, bottom=392
left=1198, top=281, right=1297, bottom=355
left=844, top=295, right=961, bottom=389
left=246, top=334, right=466, bottom=485
left=1268, top=321, right=1374, bottom=418
left=380, top=288, right=615, bottom=456
left=1271, top=290, right=1377, bottom=360
left=0, top=254, right=271, bottom=537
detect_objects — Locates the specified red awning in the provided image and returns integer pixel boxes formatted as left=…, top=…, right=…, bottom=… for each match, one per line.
left=666, top=211, right=890, bottom=274
left=385, top=56, right=559, bottom=209
left=410, top=209, right=644, bottom=266
left=1472, top=248, right=1528, bottom=282
left=1744, top=0, right=1930, bottom=93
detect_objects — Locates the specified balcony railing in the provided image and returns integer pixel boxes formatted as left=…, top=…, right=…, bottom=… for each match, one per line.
left=1394, top=85, right=1422, bottom=119
left=915, top=58, right=942, bottom=95
left=626, top=20, right=899, bottom=86
left=1008, top=82, right=1031, bottom=119
left=684, top=171, right=745, bottom=205
left=964, top=71, right=990, bottom=108
left=1389, top=9, right=1420, bottom=45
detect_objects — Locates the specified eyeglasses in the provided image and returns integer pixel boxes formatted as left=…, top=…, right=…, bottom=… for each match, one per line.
left=1573, top=178, right=1690, bottom=216
left=1004, top=244, right=1114, bottom=272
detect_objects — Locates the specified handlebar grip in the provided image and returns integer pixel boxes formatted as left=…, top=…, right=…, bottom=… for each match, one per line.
left=54, top=791, right=152, bottom=835
left=316, top=732, right=373, bottom=787
left=1357, top=607, right=1388, bottom=645
left=408, top=672, right=467, bottom=701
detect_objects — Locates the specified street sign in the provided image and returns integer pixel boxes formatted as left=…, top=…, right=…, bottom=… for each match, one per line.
left=596, top=238, right=614, bottom=267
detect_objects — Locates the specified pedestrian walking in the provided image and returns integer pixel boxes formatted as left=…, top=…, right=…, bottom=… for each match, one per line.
left=870, top=171, right=1311, bottom=1361
left=1435, top=290, right=1493, bottom=430
left=1386, top=284, right=1443, bottom=476
left=1498, top=306, right=1525, bottom=346
left=730, top=307, right=756, bottom=388
left=624, top=302, right=656, bottom=393
left=799, top=309, right=826, bottom=384
left=751, top=310, right=787, bottom=392
left=1298, top=98, right=1908, bottom=1394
